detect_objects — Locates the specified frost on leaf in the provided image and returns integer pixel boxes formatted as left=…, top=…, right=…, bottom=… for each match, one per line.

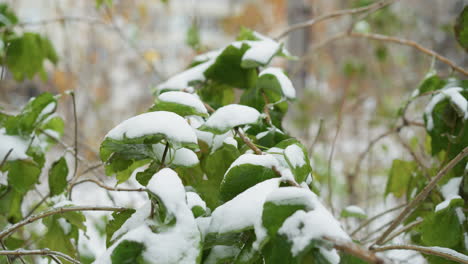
left=199, top=104, right=261, bottom=134
left=150, top=91, right=208, bottom=117
left=96, top=169, right=201, bottom=264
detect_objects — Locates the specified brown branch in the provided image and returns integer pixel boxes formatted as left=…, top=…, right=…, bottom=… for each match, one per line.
left=0, top=149, right=13, bottom=170
left=380, top=219, right=423, bottom=245
left=350, top=203, right=406, bottom=236
left=204, top=102, right=215, bottom=113
left=0, top=249, right=80, bottom=264
left=0, top=206, right=127, bottom=240
left=67, top=91, right=79, bottom=200
left=275, top=0, right=397, bottom=40
left=71, top=178, right=147, bottom=192
left=374, top=146, right=468, bottom=245
left=349, top=32, right=468, bottom=76
left=372, top=245, right=468, bottom=264
left=261, top=92, right=273, bottom=126
left=324, top=237, right=384, bottom=264
left=234, top=127, right=263, bottom=155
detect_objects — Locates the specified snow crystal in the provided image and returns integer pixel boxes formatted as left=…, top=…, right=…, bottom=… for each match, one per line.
left=208, top=178, right=281, bottom=240
left=284, top=144, right=306, bottom=167
left=225, top=153, right=279, bottom=174
left=158, top=91, right=207, bottom=115
left=344, top=205, right=366, bottom=216
left=157, top=59, right=214, bottom=92
left=278, top=195, right=350, bottom=256
left=186, top=192, right=207, bottom=212
left=0, top=128, right=29, bottom=161
left=424, top=87, right=468, bottom=131
left=259, top=67, right=296, bottom=99
left=203, top=104, right=260, bottom=132
left=105, top=111, right=197, bottom=146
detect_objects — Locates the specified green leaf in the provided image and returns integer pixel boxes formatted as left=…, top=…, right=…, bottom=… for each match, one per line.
left=454, top=5, right=468, bottom=52
left=96, top=0, right=113, bottom=8
left=262, top=202, right=308, bottom=237
left=198, top=82, right=235, bottom=110
left=220, top=163, right=278, bottom=202
left=236, top=27, right=258, bottom=41
left=204, top=44, right=257, bottom=89
left=111, top=240, right=145, bottom=264
left=419, top=202, right=463, bottom=248
left=257, top=68, right=295, bottom=101
left=48, top=157, right=69, bottom=196
left=283, top=143, right=312, bottom=183
left=417, top=72, right=446, bottom=95
left=385, top=159, right=417, bottom=198
left=0, top=4, right=18, bottom=28
left=7, top=160, right=41, bottom=194
left=5, top=92, right=56, bottom=136
left=149, top=91, right=208, bottom=117
left=340, top=206, right=367, bottom=219
left=6, top=33, right=58, bottom=81
left=0, top=187, right=23, bottom=223
left=262, top=235, right=298, bottom=264
left=39, top=215, right=78, bottom=260
left=135, top=161, right=159, bottom=186
left=106, top=209, right=136, bottom=247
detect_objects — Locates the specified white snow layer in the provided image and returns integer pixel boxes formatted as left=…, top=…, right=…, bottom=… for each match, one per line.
left=186, top=192, right=207, bottom=212
left=204, top=245, right=240, bottom=264
left=259, top=67, right=296, bottom=99
left=0, top=128, right=29, bottom=161
left=152, top=144, right=199, bottom=167
left=158, top=91, right=208, bottom=115
left=435, top=177, right=462, bottom=212
left=225, top=153, right=279, bottom=174
left=277, top=189, right=350, bottom=256
left=424, top=87, right=468, bottom=131
left=157, top=59, right=214, bottom=92
left=242, top=39, right=281, bottom=66
left=343, top=205, right=366, bottom=216
left=284, top=144, right=306, bottom=168
left=203, top=104, right=260, bottom=132
left=95, top=168, right=201, bottom=264
left=208, top=179, right=281, bottom=246
left=105, top=111, right=197, bottom=146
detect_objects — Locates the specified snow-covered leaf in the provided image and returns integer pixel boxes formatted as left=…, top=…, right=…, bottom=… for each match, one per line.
left=258, top=67, right=296, bottom=101
left=220, top=154, right=280, bottom=202
left=106, top=209, right=136, bottom=247
left=341, top=205, right=367, bottom=219
left=199, top=104, right=261, bottom=134
left=150, top=91, right=208, bottom=117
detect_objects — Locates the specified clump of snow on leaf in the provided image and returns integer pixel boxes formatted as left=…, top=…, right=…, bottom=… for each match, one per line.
left=424, top=87, right=468, bottom=131
left=105, top=111, right=197, bottom=145
left=284, top=144, right=306, bottom=168
left=157, top=59, right=214, bottom=92
left=435, top=177, right=463, bottom=212
left=259, top=67, right=296, bottom=99
left=202, top=104, right=261, bottom=133
left=225, top=153, right=279, bottom=175
left=0, top=128, right=29, bottom=161
left=158, top=91, right=208, bottom=115
left=153, top=144, right=199, bottom=167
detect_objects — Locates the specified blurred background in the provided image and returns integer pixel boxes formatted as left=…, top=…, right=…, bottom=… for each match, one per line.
left=0, top=0, right=467, bottom=261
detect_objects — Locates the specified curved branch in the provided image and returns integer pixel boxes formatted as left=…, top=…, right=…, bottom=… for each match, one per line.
left=0, top=206, right=127, bottom=240
left=275, top=0, right=397, bottom=40
left=234, top=127, right=263, bottom=155
left=0, top=249, right=80, bottom=264
left=350, top=203, right=406, bottom=236
left=372, top=245, right=468, bottom=264
left=349, top=32, right=468, bottom=76
left=374, top=146, right=468, bottom=245
left=324, top=237, right=384, bottom=264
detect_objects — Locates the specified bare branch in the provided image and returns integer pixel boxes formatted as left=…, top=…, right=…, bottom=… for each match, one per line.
left=234, top=127, right=263, bottom=155
left=275, top=0, right=397, bottom=40
left=374, top=146, right=468, bottom=245
left=324, top=237, right=384, bottom=264
left=372, top=245, right=468, bottom=264
left=380, top=218, right=423, bottom=245
left=350, top=203, right=406, bottom=236
left=349, top=32, right=468, bottom=76
left=0, top=206, right=127, bottom=240
left=72, top=178, right=147, bottom=192
left=0, top=249, right=80, bottom=264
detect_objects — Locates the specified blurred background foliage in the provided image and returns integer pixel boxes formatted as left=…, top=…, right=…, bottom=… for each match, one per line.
left=0, top=0, right=466, bottom=218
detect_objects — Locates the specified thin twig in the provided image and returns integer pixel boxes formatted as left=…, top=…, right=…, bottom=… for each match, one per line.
left=0, top=249, right=80, bottom=264
left=261, top=92, right=273, bottom=126
left=234, top=127, right=263, bottom=155
left=308, top=118, right=324, bottom=155
left=324, top=237, right=384, bottom=264
left=380, top=218, right=423, bottom=245
left=372, top=245, right=468, bottom=264
left=350, top=203, right=406, bottom=236
left=374, top=146, right=468, bottom=245
left=49, top=255, right=63, bottom=264
left=160, top=142, right=170, bottom=168
left=72, top=91, right=79, bottom=181
left=349, top=32, right=468, bottom=76
left=72, top=178, right=146, bottom=192
left=0, top=149, right=13, bottom=170
left=1, top=42, right=10, bottom=80
left=0, top=240, right=12, bottom=264
left=275, top=0, right=396, bottom=40
left=0, top=206, right=127, bottom=240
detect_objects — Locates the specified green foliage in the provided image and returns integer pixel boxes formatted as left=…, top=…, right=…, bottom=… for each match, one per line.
left=385, top=159, right=417, bottom=198
left=454, top=5, right=468, bottom=52
left=48, top=157, right=69, bottom=196
left=186, top=22, right=201, bottom=51
left=111, top=240, right=145, bottom=264
left=106, top=210, right=137, bottom=247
